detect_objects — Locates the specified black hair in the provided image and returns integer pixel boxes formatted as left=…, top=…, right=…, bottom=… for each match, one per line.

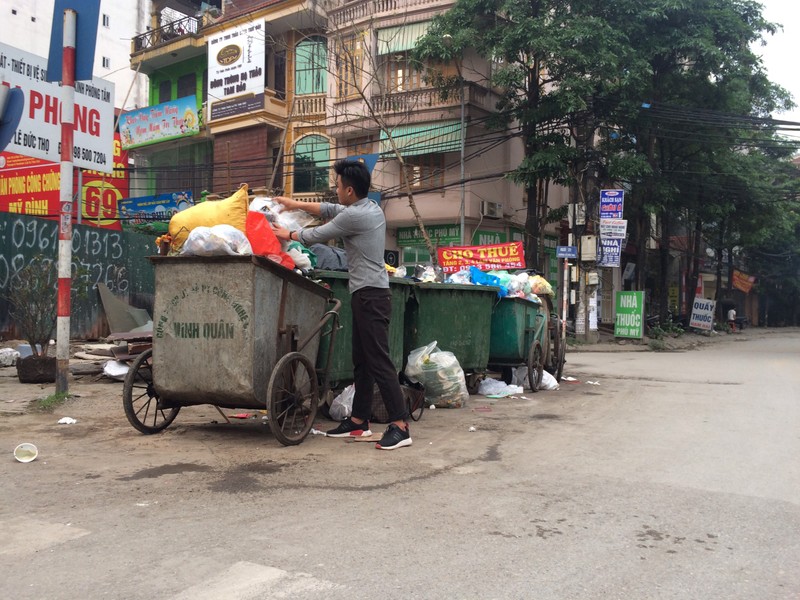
left=333, top=159, right=371, bottom=199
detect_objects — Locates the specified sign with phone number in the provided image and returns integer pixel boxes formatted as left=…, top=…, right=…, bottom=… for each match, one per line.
left=0, top=42, right=115, bottom=173
left=0, top=135, right=128, bottom=230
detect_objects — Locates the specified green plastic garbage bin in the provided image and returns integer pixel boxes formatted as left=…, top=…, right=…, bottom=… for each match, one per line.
left=489, top=296, right=548, bottom=364
left=404, top=282, right=498, bottom=373
left=313, top=270, right=413, bottom=386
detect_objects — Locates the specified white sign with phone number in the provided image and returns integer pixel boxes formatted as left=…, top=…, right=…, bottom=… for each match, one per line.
left=0, top=42, right=114, bottom=173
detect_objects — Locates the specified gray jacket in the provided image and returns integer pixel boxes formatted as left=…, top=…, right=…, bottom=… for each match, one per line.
left=296, top=198, right=389, bottom=293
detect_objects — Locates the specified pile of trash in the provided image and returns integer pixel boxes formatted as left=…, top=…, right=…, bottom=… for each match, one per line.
left=445, top=266, right=553, bottom=300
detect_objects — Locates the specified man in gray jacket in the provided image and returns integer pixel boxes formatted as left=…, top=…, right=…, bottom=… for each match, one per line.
left=270, top=159, right=411, bottom=450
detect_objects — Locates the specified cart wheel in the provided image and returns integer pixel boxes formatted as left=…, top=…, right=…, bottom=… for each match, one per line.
left=267, top=352, right=318, bottom=446
left=122, top=349, right=180, bottom=434
left=527, top=340, right=544, bottom=393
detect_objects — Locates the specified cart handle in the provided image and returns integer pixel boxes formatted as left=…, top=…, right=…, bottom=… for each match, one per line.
left=294, top=297, right=342, bottom=355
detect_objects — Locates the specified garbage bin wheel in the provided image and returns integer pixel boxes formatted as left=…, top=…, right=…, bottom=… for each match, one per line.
left=122, top=349, right=180, bottom=434
left=267, top=352, right=319, bottom=446
left=527, top=340, right=544, bottom=393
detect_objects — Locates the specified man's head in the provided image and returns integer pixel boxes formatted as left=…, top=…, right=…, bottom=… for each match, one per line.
left=333, top=159, right=371, bottom=204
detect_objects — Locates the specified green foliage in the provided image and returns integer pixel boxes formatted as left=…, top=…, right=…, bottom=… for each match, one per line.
left=4, top=256, right=57, bottom=358
left=3, top=255, right=93, bottom=358
left=648, top=338, right=666, bottom=352
left=414, top=0, right=798, bottom=300
left=36, top=392, right=70, bottom=412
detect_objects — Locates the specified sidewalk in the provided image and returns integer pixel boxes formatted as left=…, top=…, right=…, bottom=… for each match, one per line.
left=0, top=326, right=775, bottom=416
left=569, top=325, right=771, bottom=353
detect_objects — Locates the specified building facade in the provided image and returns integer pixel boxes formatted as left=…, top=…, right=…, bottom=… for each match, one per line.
left=126, top=0, right=567, bottom=285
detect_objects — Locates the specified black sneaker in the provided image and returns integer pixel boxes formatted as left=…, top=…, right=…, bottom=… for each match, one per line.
left=375, top=423, right=412, bottom=450
left=326, top=417, right=372, bottom=438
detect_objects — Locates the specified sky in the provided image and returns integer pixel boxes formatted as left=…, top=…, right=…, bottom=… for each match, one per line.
left=754, top=0, right=800, bottom=132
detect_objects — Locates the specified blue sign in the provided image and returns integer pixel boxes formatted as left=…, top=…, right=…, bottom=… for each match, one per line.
left=597, top=238, right=622, bottom=267
left=350, top=153, right=379, bottom=173
left=119, top=191, right=194, bottom=229
left=0, top=88, right=25, bottom=153
left=47, top=0, right=101, bottom=82
left=600, top=189, right=624, bottom=219
left=556, top=245, right=578, bottom=259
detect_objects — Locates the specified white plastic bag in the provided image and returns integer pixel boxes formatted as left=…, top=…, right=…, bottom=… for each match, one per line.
left=0, top=348, right=20, bottom=367
left=538, top=370, right=560, bottom=391
left=181, top=224, right=253, bottom=256
left=329, top=384, right=355, bottom=421
left=477, top=378, right=523, bottom=397
left=287, top=247, right=312, bottom=270
left=404, top=341, right=439, bottom=384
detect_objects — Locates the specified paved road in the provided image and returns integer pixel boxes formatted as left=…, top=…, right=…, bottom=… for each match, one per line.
left=1, top=329, right=798, bottom=599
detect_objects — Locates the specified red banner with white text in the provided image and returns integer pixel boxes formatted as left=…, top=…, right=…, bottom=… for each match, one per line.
left=437, top=242, right=525, bottom=273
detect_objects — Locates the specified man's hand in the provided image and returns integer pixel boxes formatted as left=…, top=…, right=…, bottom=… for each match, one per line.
left=273, top=196, right=301, bottom=211
left=273, top=196, right=322, bottom=217
left=271, top=223, right=291, bottom=241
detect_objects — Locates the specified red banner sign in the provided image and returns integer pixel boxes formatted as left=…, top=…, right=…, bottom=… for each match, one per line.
left=437, top=241, right=525, bottom=273
left=0, top=134, right=128, bottom=230
left=732, top=269, right=755, bottom=294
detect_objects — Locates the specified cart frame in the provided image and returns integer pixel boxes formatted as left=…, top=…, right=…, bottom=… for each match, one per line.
left=122, top=256, right=341, bottom=446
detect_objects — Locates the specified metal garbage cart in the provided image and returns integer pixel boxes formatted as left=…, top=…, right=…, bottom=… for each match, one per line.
left=312, top=271, right=413, bottom=387
left=122, top=255, right=340, bottom=446
left=404, top=282, right=498, bottom=391
left=488, top=293, right=565, bottom=392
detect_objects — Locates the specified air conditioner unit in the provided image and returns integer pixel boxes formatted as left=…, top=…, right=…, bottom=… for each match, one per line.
left=480, top=201, right=502, bottom=219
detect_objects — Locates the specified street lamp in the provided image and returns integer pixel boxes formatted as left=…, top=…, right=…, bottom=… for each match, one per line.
left=443, top=35, right=466, bottom=245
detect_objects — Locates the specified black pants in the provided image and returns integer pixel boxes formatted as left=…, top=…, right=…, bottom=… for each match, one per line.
left=350, top=287, right=407, bottom=423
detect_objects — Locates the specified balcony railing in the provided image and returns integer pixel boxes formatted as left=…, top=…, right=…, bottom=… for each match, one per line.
left=294, top=94, right=327, bottom=118
left=330, top=0, right=452, bottom=27
left=373, top=82, right=495, bottom=115
left=132, top=16, right=202, bottom=53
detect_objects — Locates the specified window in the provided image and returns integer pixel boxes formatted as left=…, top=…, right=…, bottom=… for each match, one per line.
left=294, top=36, right=326, bottom=95
left=274, top=51, right=286, bottom=100
left=347, top=136, right=373, bottom=157
left=336, top=35, right=364, bottom=99
left=402, top=247, right=431, bottom=266
left=31, top=16, right=36, bottom=22
left=158, top=80, right=172, bottom=103
left=386, top=52, right=423, bottom=92
left=102, top=57, right=110, bottom=69
left=102, top=14, right=110, bottom=27
left=11, top=9, right=16, bottom=15
left=404, top=154, right=444, bottom=190
left=177, top=73, right=196, bottom=99
left=293, top=135, right=330, bottom=194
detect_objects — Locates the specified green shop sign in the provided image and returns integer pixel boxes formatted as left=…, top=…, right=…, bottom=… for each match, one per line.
left=397, top=224, right=461, bottom=247
left=473, top=229, right=507, bottom=245
left=614, top=291, right=644, bottom=339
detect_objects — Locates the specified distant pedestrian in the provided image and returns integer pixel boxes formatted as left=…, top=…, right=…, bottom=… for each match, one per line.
left=727, top=307, right=737, bottom=332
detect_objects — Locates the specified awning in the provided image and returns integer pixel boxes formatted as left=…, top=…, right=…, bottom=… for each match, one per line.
left=379, top=121, right=462, bottom=157
left=377, top=21, right=431, bottom=55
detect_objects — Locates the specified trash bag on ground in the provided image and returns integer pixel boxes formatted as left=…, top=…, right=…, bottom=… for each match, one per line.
left=418, top=350, right=469, bottom=408
left=180, top=224, right=252, bottom=256
left=329, top=384, right=355, bottom=421
left=404, top=341, right=439, bottom=384
left=538, top=370, right=560, bottom=390
left=477, top=378, right=523, bottom=397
